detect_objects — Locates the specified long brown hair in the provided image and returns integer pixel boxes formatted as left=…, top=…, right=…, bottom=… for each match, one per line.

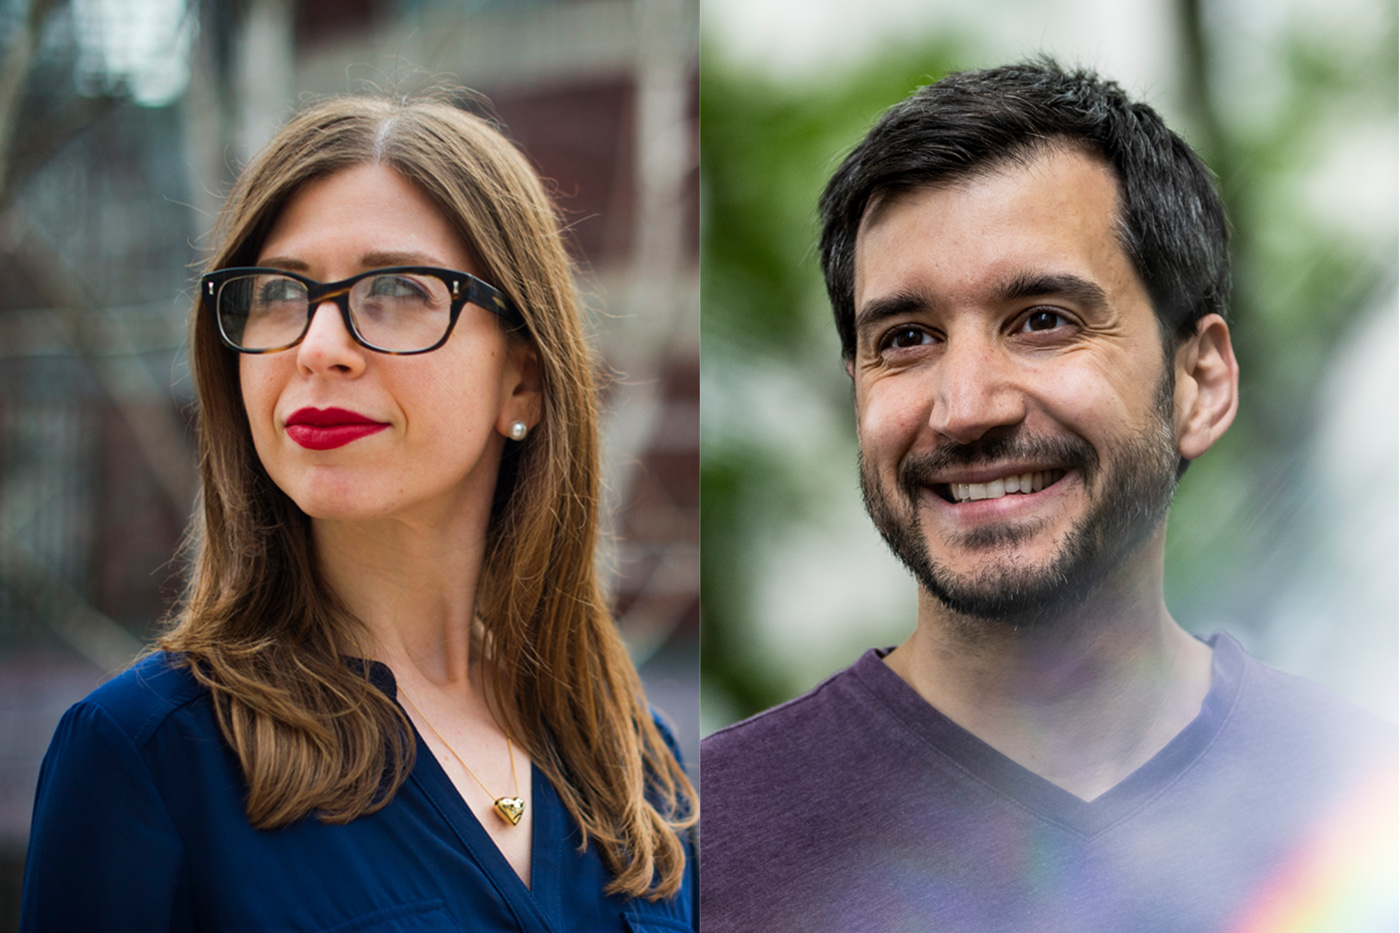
left=161, top=93, right=694, bottom=899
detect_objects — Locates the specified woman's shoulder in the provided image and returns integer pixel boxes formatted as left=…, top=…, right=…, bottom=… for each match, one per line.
left=73, top=651, right=211, bottom=747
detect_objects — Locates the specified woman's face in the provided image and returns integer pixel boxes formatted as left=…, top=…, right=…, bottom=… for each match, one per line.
left=238, top=162, right=539, bottom=528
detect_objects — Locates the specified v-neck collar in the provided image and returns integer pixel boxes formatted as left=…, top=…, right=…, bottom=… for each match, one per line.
left=409, top=749, right=562, bottom=932
left=365, top=659, right=562, bottom=933
left=851, top=632, right=1248, bottom=838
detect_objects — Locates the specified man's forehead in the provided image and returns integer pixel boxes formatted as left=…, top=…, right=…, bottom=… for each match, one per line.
left=849, top=147, right=1150, bottom=336
left=855, top=142, right=1118, bottom=245
left=851, top=149, right=1133, bottom=312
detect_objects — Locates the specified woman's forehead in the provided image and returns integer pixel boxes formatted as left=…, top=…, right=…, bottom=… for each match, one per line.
left=254, top=164, right=476, bottom=277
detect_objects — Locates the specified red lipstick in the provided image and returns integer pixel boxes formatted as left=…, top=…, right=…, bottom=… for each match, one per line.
left=284, top=407, right=388, bottom=450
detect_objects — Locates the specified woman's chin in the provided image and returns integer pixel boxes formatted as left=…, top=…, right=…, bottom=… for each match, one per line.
left=282, top=487, right=393, bottom=524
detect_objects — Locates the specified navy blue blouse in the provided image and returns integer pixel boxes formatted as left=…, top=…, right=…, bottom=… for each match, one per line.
left=20, top=652, right=693, bottom=932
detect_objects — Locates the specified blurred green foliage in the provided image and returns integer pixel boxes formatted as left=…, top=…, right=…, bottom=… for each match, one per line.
left=700, top=3, right=1397, bottom=727
left=701, top=44, right=967, bottom=717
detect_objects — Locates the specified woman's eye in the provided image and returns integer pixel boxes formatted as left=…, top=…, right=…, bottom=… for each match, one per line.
left=882, top=326, right=933, bottom=351
left=368, top=275, right=428, bottom=300
left=1021, top=310, right=1068, bottom=333
left=259, top=279, right=303, bottom=303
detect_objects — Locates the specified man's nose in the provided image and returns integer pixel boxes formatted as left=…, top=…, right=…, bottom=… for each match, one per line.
left=928, top=336, right=1026, bottom=444
left=296, top=301, right=365, bottom=374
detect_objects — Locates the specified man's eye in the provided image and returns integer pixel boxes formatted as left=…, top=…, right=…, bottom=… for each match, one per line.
left=882, top=326, right=933, bottom=350
left=1021, top=310, right=1068, bottom=332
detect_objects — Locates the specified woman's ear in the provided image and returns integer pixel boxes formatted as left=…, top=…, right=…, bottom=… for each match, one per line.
left=1173, top=314, right=1239, bottom=461
left=497, top=340, right=542, bottom=438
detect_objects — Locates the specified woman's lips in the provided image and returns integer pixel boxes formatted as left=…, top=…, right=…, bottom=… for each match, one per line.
left=284, top=407, right=388, bottom=450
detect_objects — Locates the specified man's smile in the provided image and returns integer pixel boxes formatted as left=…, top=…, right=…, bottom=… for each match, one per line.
left=897, top=431, right=1094, bottom=512
left=937, top=469, right=1068, bottom=504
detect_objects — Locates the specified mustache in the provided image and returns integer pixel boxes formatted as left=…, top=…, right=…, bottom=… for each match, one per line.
left=898, top=431, right=1098, bottom=496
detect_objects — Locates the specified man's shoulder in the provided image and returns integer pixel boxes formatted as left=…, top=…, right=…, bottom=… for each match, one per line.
left=701, top=649, right=913, bottom=805
left=699, top=650, right=911, bottom=928
left=703, top=653, right=871, bottom=760
left=1225, top=635, right=1396, bottom=760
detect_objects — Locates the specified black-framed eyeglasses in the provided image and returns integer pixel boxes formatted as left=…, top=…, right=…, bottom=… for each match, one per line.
left=201, top=265, right=525, bottom=355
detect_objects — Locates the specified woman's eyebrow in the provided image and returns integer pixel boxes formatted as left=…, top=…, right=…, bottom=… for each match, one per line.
left=358, top=250, right=442, bottom=268
left=255, top=255, right=309, bottom=272
left=251, top=251, right=445, bottom=272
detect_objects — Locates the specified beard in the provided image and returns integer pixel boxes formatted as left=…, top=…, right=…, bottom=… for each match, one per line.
left=859, top=376, right=1180, bottom=628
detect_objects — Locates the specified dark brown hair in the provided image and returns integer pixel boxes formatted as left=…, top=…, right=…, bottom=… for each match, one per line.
left=819, top=59, right=1230, bottom=361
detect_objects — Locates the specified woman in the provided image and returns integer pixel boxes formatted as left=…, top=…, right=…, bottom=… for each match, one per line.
left=21, top=94, right=695, bottom=932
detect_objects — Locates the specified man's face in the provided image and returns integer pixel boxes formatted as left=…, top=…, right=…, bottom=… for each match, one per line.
left=849, top=148, right=1185, bottom=624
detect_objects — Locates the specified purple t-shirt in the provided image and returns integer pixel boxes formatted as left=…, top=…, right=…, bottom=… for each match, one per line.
left=700, top=634, right=1397, bottom=932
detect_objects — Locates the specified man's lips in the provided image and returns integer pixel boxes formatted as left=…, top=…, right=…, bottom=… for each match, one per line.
left=937, top=469, right=1067, bottom=504
left=284, top=407, right=389, bottom=450
left=899, top=435, right=1095, bottom=507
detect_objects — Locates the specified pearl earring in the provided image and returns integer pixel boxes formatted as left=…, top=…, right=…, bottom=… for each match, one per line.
left=509, top=421, right=529, bottom=441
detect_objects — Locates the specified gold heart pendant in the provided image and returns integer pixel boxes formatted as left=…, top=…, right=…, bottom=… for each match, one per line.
left=494, top=796, right=525, bottom=826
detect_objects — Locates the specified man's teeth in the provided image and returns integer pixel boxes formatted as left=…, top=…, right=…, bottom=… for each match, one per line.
left=951, top=471, right=1060, bottom=503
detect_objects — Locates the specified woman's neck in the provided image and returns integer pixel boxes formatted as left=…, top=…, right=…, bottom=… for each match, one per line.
left=313, top=508, right=490, bottom=689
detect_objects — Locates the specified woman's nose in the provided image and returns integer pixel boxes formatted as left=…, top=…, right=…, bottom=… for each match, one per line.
left=295, top=301, right=366, bottom=374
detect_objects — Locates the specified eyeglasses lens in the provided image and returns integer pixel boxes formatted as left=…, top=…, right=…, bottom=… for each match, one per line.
left=217, top=272, right=455, bottom=352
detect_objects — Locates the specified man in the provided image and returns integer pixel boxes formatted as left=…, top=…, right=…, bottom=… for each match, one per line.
left=700, top=61, right=1396, bottom=932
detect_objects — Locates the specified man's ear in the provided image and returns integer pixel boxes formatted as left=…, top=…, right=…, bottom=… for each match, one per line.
left=1173, top=314, right=1238, bottom=461
left=845, top=357, right=859, bottom=426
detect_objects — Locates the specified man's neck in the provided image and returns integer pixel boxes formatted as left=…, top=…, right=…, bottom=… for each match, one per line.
left=883, top=560, right=1213, bottom=801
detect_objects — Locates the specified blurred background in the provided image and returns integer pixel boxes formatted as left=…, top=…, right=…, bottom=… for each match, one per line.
left=700, top=0, right=1397, bottom=733
left=0, top=0, right=697, bottom=924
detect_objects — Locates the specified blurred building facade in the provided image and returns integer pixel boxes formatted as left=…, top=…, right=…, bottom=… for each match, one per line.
left=0, top=0, right=697, bottom=922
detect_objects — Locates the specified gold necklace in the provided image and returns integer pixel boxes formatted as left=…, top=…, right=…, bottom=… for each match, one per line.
left=399, top=691, right=525, bottom=826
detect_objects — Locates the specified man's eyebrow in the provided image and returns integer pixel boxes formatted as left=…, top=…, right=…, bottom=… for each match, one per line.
left=998, top=272, right=1109, bottom=312
left=854, top=273, right=1110, bottom=337
left=854, top=291, right=931, bottom=335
